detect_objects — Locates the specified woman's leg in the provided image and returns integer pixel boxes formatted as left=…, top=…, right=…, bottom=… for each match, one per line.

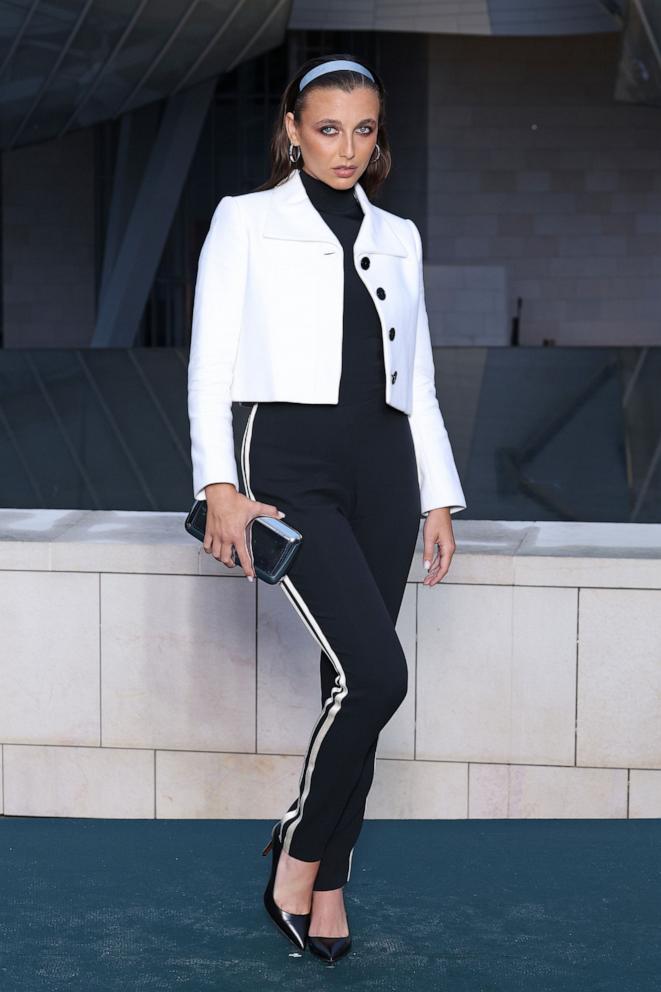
left=312, top=404, right=421, bottom=890
left=242, top=402, right=414, bottom=866
left=274, top=504, right=411, bottom=861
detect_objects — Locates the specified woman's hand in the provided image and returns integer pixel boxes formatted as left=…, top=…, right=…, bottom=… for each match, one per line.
left=421, top=507, right=456, bottom=587
left=202, top=483, right=286, bottom=582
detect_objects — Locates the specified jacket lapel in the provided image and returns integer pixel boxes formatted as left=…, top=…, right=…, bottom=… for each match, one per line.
left=262, top=167, right=409, bottom=258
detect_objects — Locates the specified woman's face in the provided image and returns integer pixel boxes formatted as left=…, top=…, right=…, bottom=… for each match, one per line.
left=286, top=86, right=380, bottom=188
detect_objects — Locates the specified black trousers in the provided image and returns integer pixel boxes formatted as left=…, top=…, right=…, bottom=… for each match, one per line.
left=240, top=393, right=421, bottom=890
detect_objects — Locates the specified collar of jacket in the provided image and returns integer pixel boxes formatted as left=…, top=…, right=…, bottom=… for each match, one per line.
left=262, top=167, right=410, bottom=258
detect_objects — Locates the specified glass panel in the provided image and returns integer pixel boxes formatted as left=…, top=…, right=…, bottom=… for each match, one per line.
left=1, top=346, right=658, bottom=520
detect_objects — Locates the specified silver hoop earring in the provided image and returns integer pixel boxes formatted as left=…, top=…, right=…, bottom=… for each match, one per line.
left=288, top=142, right=301, bottom=163
left=369, top=143, right=381, bottom=165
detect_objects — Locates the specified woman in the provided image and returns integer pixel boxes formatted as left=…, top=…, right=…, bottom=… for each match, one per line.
left=187, top=54, right=467, bottom=963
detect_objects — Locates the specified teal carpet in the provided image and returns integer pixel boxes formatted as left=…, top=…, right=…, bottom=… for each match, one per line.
left=0, top=818, right=659, bottom=991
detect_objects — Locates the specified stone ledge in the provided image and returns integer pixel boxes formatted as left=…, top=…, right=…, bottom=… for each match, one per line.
left=0, top=510, right=660, bottom=587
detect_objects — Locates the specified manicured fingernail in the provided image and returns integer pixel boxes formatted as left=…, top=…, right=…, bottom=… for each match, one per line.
left=278, top=512, right=286, bottom=518
left=247, top=576, right=254, bottom=582
left=424, top=560, right=431, bottom=570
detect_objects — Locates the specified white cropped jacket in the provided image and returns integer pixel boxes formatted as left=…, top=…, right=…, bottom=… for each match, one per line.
left=187, top=167, right=467, bottom=517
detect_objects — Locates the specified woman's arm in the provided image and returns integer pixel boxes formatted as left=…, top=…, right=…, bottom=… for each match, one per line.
left=187, top=195, right=285, bottom=578
left=405, top=217, right=467, bottom=519
left=188, top=194, right=248, bottom=501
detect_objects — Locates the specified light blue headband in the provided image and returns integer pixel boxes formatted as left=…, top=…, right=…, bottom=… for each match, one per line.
left=299, top=59, right=375, bottom=91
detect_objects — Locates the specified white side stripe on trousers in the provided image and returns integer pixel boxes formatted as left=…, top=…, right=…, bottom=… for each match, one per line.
left=241, top=403, right=354, bottom=872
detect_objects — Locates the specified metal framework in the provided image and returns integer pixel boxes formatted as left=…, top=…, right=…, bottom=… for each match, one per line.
left=0, top=0, right=292, bottom=150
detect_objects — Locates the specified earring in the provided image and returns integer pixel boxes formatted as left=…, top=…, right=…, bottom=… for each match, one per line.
left=288, top=142, right=301, bottom=163
left=369, top=143, right=381, bottom=165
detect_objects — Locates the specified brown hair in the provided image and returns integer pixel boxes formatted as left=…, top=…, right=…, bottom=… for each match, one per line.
left=252, top=53, right=391, bottom=200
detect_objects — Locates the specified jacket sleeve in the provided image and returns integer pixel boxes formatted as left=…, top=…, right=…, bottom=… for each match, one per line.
left=187, top=195, right=248, bottom=501
left=406, top=217, right=467, bottom=518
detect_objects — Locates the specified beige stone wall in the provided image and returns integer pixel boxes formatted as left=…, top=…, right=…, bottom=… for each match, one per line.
left=1, top=511, right=660, bottom=820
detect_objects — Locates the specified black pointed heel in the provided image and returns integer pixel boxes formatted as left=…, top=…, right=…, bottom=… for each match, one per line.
left=261, top=821, right=310, bottom=951
left=308, top=932, right=352, bottom=962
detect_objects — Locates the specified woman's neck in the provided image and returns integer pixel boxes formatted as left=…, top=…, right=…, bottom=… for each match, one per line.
left=299, top=167, right=362, bottom=217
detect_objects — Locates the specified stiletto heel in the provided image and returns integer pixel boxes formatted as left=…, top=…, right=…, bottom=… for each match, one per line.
left=262, top=821, right=310, bottom=951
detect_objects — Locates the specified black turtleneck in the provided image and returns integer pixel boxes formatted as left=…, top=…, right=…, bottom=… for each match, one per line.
left=299, top=168, right=385, bottom=404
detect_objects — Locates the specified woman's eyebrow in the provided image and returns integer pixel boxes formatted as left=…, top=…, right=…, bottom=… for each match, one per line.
left=313, top=117, right=377, bottom=126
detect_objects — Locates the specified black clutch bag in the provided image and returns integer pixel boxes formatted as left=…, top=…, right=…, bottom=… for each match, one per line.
left=185, top=499, right=303, bottom=585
